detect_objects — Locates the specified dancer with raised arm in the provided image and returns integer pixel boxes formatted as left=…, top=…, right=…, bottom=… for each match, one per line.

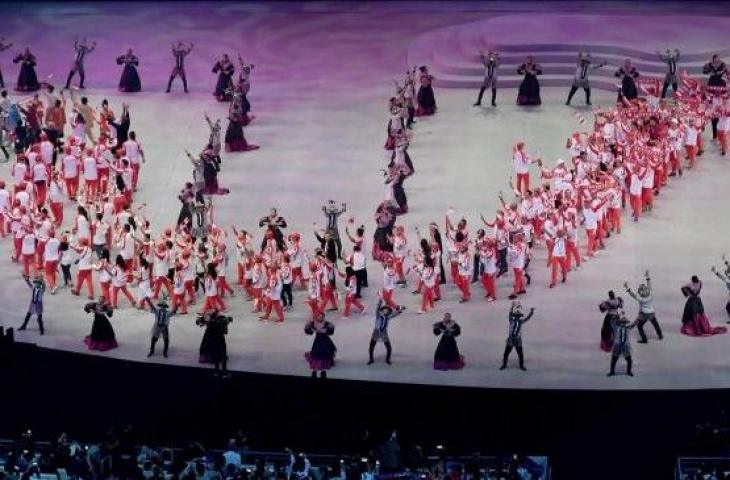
left=166, top=42, right=193, bottom=93
left=473, top=50, right=499, bottom=107
left=368, top=296, right=401, bottom=365
left=0, top=37, right=13, bottom=89
left=566, top=51, right=604, bottom=106
left=711, top=257, right=730, bottom=319
left=599, top=290, right=623, bottom=352
left=615, top=59, right=639, bottom=101
left=607, top=310, right=638, bottom=377
left=516, top=56, right=542, bottom=106
left=500, top=302, right=535, bottom=371
left=657, top=48, right=680, bottom=98
left=624, top=270, right=663, bottom=344
left=65, top=38, right=96, bottom=89
left=13, top=47, right=40, bottom=92
left=304, top=312, right=336, bottom=378
left=433, top=312, right=464, bottom=370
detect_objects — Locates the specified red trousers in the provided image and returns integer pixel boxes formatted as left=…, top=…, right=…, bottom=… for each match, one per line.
left=307, top=298, right=321, bottom=320
left=630, top=194, right=642, bottom=219
left=319, top=285, right=338, bottom=311
left=112, top=285, right=135, bottom=309
left=669, top=150, right=680, bottom=174
left=550, top=257, right=568, bottom=286
left=457, top=274, right=471, bottom=301
left=585, top=228, right=597, bottom=258
left=609, top=208, right=622, bottom=234
left=450, top=262, right=459, bottom=284
left=184, top=280, right=196, bottom=304
left=394, top=258, right=405, bottom=280
left=685, top=145, right=696, bottom=167
left=292, top=267, right=306, bottom=288
left=381, top=288, right=398, bottom=309
left=100, top=281, right=111, bottom=302
left=641, top=187, right=653, bottom=210
left=172, top=293, right=188, bottom=314
left=22, top=253, right=37, bottom=277
left=152, top=275, right=173, bottom=299
left=546, top=239, right=555, bottom=266
left=74, top=269, right=94, bottom=298
left=34, top=182, right=47, bottom=206
left=84, top=179, right=97, bottom=201
left=132, top=163, right=140, bottom=190
left=420, top=286, right=435, bottom=312
left=344, top=294, right=365, bottom=316
left=512, top=268, right=525, bottom=295
left=44, top=260, right=58, bottom=290
left=481, top=273, right=496, bottom=300
left=50, top=201, right=63, bottom=227
left=64, top=176, right=79, bottom=199
left=566, top=240, right=581, bottom=270
left=201, top=294, right=226, bottom=313
left=252, top=287, right=263, bottom=312
left=217, top=275, right=235, bottom=297
left=262, top=299, right=284, bottom=321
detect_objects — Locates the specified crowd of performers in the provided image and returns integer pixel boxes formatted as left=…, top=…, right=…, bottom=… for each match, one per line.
left=2, top=43, right=730, bottom=379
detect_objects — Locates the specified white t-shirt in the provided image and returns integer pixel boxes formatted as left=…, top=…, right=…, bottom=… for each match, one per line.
left=62, top=155, right=79, bottom=177
left=82, top=156, right=98, bottom=180
left=44, top=238, right=60, bottom=262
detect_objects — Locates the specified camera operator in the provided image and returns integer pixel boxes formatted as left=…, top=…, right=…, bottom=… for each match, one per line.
left=322, top=200, right=346, bottom=259
left=197, top=309, right=232, bottom=376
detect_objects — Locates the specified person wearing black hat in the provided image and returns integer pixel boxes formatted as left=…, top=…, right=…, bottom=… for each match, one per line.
left=368, top=297, right=401, bottom=365
left=147, top=297, right=177, bottom=358
left=607, top=310, right=639, bottom=377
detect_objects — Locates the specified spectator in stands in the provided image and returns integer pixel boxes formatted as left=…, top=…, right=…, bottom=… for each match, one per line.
left=222, top=439, right=242, bottom=471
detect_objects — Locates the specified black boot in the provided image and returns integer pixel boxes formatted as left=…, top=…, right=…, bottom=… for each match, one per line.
left=491, top=88, right=497, bottom=107
left=661, top=82, right=669, bottom=99
left=516, top=346, right=526, bottom=371
left=78, top=72, right=85, bottom=89
left=566, top=86, right=578, bottom=105
left=19, top=312, right=31, bottom=331
left=367, top=340, right=376, bottom=365
left=584, top=88, right=591, bottom=105
left=1, top=145, right=9, bottom=160
left=183, top=76, right=189, bottom=93
left=500, top=346, right=511, bottom=370
left=320, top=370, right=327, bottom=379
left=147, top=337, right=158, bottom=357
left=607, top=355, right=618, bottom=376
left=473, top=87, right=486, bottom=106
left=385, top=341, right=392, bottom=365
left=64, top=71, right=74, bottom=89
left=626, top=356, right=634, bottom=376
left=163, top=337, right=169, bottom=358
left=37, top=314, right=44, bottom=335
left=166, top=76, right=174, bottom=93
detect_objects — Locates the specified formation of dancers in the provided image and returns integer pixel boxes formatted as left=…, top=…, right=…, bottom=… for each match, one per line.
left=2, top=38, right=730, bottom=379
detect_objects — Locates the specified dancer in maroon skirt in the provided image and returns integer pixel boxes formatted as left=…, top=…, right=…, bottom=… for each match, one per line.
left=432, top=312, right=464, bottom=370
left=224, top=80, right=258, bottom=152
left=680, top=275, right=727, bottom=336
left=83, top=298, right=118, bottom=351
left=304, top=312, right=336, bottom=378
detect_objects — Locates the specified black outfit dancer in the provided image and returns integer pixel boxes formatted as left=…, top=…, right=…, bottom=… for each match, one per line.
left=166, top=42, right=193, bottom=93
left=323, top=200, right=346, bottom=259
left=83, top=299, right=118, bottom=351
left=624, top=270, right=663, bottom=344
left=433, top=313, right=464, bottom=370
left=385, top=165, right=409, bottom=215
left=65, top=39, right=96, bottom=89
left=304, top=313, right=336, bottom=378
left=599, top=291, right=623, bottom=352
left=18, top=275, right=45, bottom=335
left=607, top=312, right=638, bottom=377
left=147, top=299, right=176, bottom=358
left=108, top=103, right=130, bottom=144
left=0, top=37, right=13, bottom=89
left=187, top=147, right=228, bottom=197
left=116, top=50, right=141, bottom=92
left=212, top=54, right=234, bottom=102
left=258, top=209, right=287, bottom=251
left=711, top=259, right=730, bottom=319
left=236, top=57, right=254, bottom=125
left=314, top=230, right=338, bottom=266
left=372, top=201, right=396, bottom=261
left=197, top=310, right=231, bottom=374
left=566, top=52, right=604, bottom=106
left=680, top=276, right=728, bottom=336
left=368, top=299, right=401, bottom=365
left=500, top=302, right=535, bottom=371
left=12, top=48, right=40, bottom=92
left=516, top=56, right=542, bottom=106
left=224, top=80, right=258, bottom=152
left=657, top=49, right=680, bottom=98
left=415, top=66, right=436, bottom=116
left=703, top=55, right=728, bottom=87
left=615, top=59, right=639, bottom=101
left=474, top=51, right=499, bottom=107
left=177, top=182, right=195, bottom=228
